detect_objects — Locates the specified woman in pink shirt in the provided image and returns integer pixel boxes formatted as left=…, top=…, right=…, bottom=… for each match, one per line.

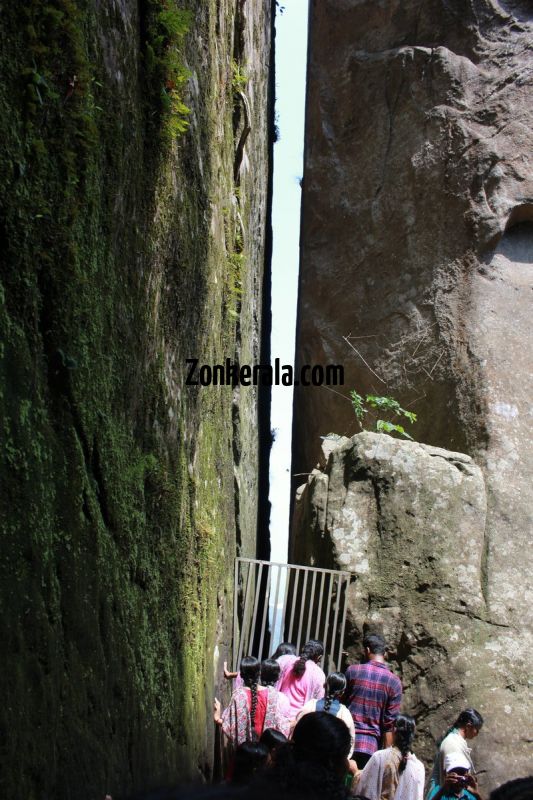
left=277, top=639, right=326, bottom=714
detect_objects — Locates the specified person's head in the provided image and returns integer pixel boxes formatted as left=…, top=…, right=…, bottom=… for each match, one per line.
left=270, top=642, right=297, bottom=659
left=489, top=777, right=533, bottom=800
left=261, top=659, right=280, bottom=686
left=362, top=632, right=387, bottom=659
left=325, top=672, right=346, bottom=697
left=393, top=714, right=416, bottom=772
left=245, top=714, right=352, bottom=800
left=453, top=708, right=484, bottom=739
left=259, top=728, right=288, bottom=766
left=240, top=656, right=261, bottom=688
left=291, top=711, right=351, bottom=777
left=444, top=753, right=472, bottom=796
left=260, top=728, right=288, bottom=752
left=231, top=741, right=269, bottom=785
left=323, top=672, right=347, bottom=712
left=292, top=640, right=324, bottom=678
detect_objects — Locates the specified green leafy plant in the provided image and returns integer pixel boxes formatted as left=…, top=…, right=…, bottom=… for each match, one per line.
left=350, top=390, right=417, bottom=440
left=144, top=5, right=192, bottom=140
left=231, top=59, right=247, bottom=93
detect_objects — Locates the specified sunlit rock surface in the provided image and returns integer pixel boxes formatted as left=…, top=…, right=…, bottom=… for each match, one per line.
left=293, top=0, right=533, bottom=789
left=292, top=433, right=531, bottom=789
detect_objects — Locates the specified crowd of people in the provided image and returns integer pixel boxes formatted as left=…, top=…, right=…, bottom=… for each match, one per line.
left=212, top=634, right=532, bottom=800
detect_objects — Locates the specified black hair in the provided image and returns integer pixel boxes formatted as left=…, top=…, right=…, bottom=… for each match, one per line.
left=256, top=712, right=351, bottom=800
left=240, top=656, right=261, bottom=737
left=231, top=741, right=269, bottom=785
left=489, top=777, right=533, bottom=800
left=323, top=672, right=346, bottom=713
left=453, top=708, right=484, bottom=731
left=241, top=656, right=261, bottom=687
left=270, top=642, right=297, bottom=659
left=393, top=714, right=416, bottom=773
left=260, top=728, right=288, bottom=752
left=292, top=640, right=324, bottom=678
left=362, top=632, right=387, bottom=655
left=438, top=708, right=484, bottom=746
left=261, top=658, right=280, bottom=686
left=292, top=711, right=352, bottom=764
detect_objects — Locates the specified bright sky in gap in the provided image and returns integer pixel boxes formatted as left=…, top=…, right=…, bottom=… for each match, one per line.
left=269, top=1, right=309, bottom=564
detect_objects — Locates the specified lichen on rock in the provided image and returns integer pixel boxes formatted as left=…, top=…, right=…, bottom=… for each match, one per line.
left=0, top=1, right=273, bottom=797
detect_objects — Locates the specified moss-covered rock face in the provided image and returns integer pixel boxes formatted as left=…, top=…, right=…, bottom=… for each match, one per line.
left=0, top=1, right=273, bottom=797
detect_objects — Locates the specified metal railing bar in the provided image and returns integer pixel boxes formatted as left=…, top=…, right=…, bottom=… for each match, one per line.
left=322, top=573, right=334, bottom=665
left=279, top=565, right=290, bottom=645
left=337, top=575, right=351, bottom=670
left=237, top=560, right=254, bottom=669
left=287, top=569, right=300, bottom=644
left=258, top=563, right=272, bottom=659
left=233, top=558, right=355, bottom=673
left=315, top=570, right=325, bottom=640
left=248, top=562, right=264, bottom=658
left=330, top=573, right=343, bottom=672
left=270, top=564, right=282, bottom=654
left=296, top=569, right=309, bottom=653
left=307, top=570, right=317, bottom=643
left=233, top=557, right=239, bottom=669
left=236, top=557, right=352, bottom=578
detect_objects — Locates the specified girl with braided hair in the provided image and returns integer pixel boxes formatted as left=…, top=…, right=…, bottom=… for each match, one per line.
left=276, top=639, right=326, bottom=714
left=294, top=672, right=355, bottom=752
left=355, top=713, right=425, bottom=800
left=214, top=656, right=291, bottom=746
left=428, top=709, right=483, bottom=798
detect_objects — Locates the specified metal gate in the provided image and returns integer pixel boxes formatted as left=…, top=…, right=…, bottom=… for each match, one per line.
left=232, top=558, right=356, bottom=674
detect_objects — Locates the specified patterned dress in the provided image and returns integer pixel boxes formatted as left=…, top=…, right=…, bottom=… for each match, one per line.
left=221, top=686, right=291, bottom=745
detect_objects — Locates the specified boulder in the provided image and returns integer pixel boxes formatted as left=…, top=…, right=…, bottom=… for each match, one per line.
left=292, top=432, right=531, bottom=790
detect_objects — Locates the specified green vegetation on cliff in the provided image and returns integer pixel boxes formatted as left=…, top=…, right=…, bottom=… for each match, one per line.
left=0, top=1, right=271, bottom=797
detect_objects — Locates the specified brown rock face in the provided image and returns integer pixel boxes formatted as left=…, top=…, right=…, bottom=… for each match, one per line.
left=292, top=433, right=531, bottom=790
left=293, top=0, right=533, bottom=789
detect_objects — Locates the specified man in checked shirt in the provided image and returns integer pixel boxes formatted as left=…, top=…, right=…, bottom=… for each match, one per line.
left=344, top=631, right=403, bottom=769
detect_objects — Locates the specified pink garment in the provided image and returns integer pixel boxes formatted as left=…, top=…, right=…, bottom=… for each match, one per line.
left=276, top=654, right=326, bottom=714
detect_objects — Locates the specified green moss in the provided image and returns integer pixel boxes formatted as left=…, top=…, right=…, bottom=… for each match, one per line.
left=0, top=0, right=245, bottom=798
left=143, top=2, right=192, bottom=141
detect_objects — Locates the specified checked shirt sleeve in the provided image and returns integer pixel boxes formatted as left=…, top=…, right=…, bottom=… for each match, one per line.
left=382, top=673, right=402, bottom=731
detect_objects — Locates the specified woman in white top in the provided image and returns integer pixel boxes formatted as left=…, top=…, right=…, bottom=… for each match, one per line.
left=294, top=672, right=355, bottom=753
left=427, top=708, right=484, bottom=798
left=356, top=713, right=425, bottom=800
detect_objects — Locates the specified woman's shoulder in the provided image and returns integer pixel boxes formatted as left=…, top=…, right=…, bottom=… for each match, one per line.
left=440, top=730, right=463, bottom=750
left=406, top=753, right=425, bottom=774
left=367, top=746, right=393, bottom=765
left=296, top=698, right=317, bottom=718
left=307, top=659, right=326, bottom=677
left=277, top=654, right=297, bottom=667
left=337, top=703, right=354, bottom=721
